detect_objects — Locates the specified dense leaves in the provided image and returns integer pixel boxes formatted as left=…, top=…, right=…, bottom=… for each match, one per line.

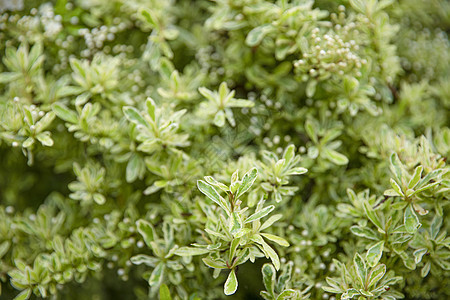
left=0, top=0, right=449, bottom=300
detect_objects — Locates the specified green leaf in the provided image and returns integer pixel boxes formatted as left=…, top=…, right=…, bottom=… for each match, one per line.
left=75, top=92, right=90, bottom=106
left=349, top=0, right=366, bottom=13
left=223, top=109, right=235, bottom=126
left=213, top=110, right=225, bottom=127
left=13, top=289, right=31, bottom=300
left=260, top=237, right=280, bottom=270
left=92, top=193, right=106, bottom=205
left=246, top=24, right=272, bottom=46
left=341, top=288, right=360, bottom=300
left=390, top=178, right=404, bottom=196
left=408, top=166, right=423, bottom=189
left=322, top=285, right=341, bottom=294
left=224, top=269, right=238, bottom=296
left=389, top=153, right=403, bottom=183
left=126, top=154, right=140, bottom=183
left=350, top=226, right=378, bottom=240
left=174, top=247, right=209, bottom=256
left=140, top=8, right=158, bottom=28
left=260, top=214, right=283, bottom=231
left=130, top=254, right=159, bottom=266
left=245, top=205, right=274, bottom=224
left=305, top=119, right=318, bottom=143
left=307, top=146, right=319, bottom=159
left=413, top=248, right=427, bottom=264
left=0, top=241, right=10, bottom=258
left=363, top=201, right=384, bottom=232
left=430, top=216, right=442, bottom=239
left=197, top=180, right=229, bottom=214
left=22, top=137, right=34, bottom=148
left=29, top=43, right=43, bottom=67
left=260, top=233, right=289, bottom=247
left=306, top=80, right=317, bottom=98
left=204, top=176, right=229, bottom=193
left=404, top=205, right=421, bottom=233
left=0, top=72, right=20, bottom=83
left=384, top=189, right=401, bottom=197
left=159, top=284, right=172, bottom=300
left=198, top=87, right=216, bottom=102
left=35, top=112, right=55, bottom=132
left=36, top=132, right=54, bottom=147
left=367, top=264, right=386, bottom=288
left=366, top=241, right=384, bottom=267
left=416, top=169, right=443, bottom=188
left=202, top=257, right=227, bottom=269
left=123, top=106, right=148, bottom=128
left=136, top=220, right=156, bottom=247
left=282, top=144, right=295, bottom=162
left=231, top=170, right=239, bottom=185
left=230, top=212, right=243, bottom=235
left=323, top=148, right=349, bottom=165
left=52, top=103, right=78, bottom=123
left=324, top=277, right=342, bottom=293
left=421, top=261, right=431, bottom=277
left=262, top=263, right=276, bottom=296
left=412, top=181, right=440, bottom=195
left=149, top=262, right=165, bottom=286
left=219, top=82, right=229, bottom=101
left=353, top=253, right=366, bottom=286
left=276, top=289, right=296, bottom=300
left=287, top=167, right=308, bottom=175
left=236, top=168, right=258, bottom=199
left=146, top=98, right=156, bottom=121
left=359, top=289, right=374, bottom=297
left=229, top=238, right=241, bottom=263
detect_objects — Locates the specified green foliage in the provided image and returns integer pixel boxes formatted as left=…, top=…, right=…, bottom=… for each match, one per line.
left=0, top=0, right=449, bottom=299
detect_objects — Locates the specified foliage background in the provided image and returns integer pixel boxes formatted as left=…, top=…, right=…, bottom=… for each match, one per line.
left=0, top=0, right=449, bottom=299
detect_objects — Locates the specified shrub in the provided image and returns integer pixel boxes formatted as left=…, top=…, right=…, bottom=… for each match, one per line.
left=0, top=0, right=449, bottom=299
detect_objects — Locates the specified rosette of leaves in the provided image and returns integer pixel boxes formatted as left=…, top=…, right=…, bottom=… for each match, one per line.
left=198, top=82, right=254, bottom=127
left=323, top=248, right=404, bottom=300
left=333, top=76, right=379, bottom=116
left=257, top=145, right=308, bottom=204
left=68, top=55, right=122, bottom=106
left=0, top=43, right=43, bottom=99
left=174, top=168, right=290, bottom=295
left=123, top=97, right=190, bottom=153
left=0, top=101, right=55, bottom=165
left=384, top=153, right=447, bottom=233
left=304, top=117, right=349, bottom=167
left=68, top=162, right=107, bottom=205
left=260, top=262, right=312, bottom=300
left=409, top=216, right=450, bottom=277
left=144, top=152, right=200, bottom=195
left=138, top=5, right=179, bottom=66
left=346, top=192, right=410, bottom=241
left=131, top=219, right=194, bottom=297
left=52, top=101, right=119, bottom=144
left=157, top=68, right=203, bottom=103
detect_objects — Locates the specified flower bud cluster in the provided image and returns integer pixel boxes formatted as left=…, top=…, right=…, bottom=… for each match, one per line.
left=294, top=26, right=366, bottom=81
left=0, top=0, right=24, bottom=13
left=78, top=20, right=129, bottom=56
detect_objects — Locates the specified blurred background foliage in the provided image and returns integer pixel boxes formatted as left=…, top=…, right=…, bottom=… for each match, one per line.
left=0, top=0, right=448, bottom=299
